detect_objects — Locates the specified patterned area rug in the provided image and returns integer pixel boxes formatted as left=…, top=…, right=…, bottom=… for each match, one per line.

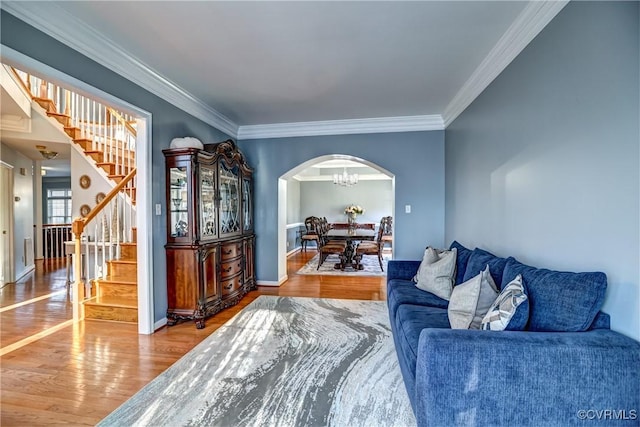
left=99, top=296, right=414, bottom=427
left=297, top=253, right=390, bottom=276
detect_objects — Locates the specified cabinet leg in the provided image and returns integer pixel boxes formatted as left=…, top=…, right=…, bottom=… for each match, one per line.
left=195, top=318, right=205, bottom=329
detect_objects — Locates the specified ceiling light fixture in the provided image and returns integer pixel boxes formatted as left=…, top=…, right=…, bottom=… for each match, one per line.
left=333, top=167, right=358, bottom=187
left=36, top=145, right=58, bottom=160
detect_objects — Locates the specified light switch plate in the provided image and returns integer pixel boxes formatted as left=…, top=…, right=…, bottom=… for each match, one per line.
left=405, top=204, right=411, bottom=213
left=155, top=204, right=162, bottom=215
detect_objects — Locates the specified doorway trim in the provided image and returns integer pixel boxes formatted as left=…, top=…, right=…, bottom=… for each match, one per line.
left=276, top=154, right=395, bottom=284
left=0, top=45, right=155, bottom=334
left=0, top=162, right=15, bottom=287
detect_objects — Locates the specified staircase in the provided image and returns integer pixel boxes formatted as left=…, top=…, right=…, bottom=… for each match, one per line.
left=8, top=66, right=140, bottom=324
left=84, top=230, right=138, bottom=323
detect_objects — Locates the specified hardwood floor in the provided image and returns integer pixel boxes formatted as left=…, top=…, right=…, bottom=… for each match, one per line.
left=0, top=250, right=387, bottom=426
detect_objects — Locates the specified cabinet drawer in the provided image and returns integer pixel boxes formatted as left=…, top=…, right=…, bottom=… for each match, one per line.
left=220, top=257, right=243, bottom=278
left=220, top=274, right=242, bottom=296
left=220, top=242, right=242, bottom=261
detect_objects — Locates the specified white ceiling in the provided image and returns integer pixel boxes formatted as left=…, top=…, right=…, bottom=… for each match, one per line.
left=1, top=1, right=567, bottom=139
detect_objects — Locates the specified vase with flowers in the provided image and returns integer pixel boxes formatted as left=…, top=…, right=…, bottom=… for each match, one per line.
left=344, top=204, right=365, bottom=227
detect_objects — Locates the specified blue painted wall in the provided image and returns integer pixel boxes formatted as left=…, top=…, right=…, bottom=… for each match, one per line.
left=1, top=11, right=231, bottom=322
left=445, top=2, right=639, bottom=340
left=239, top=131, right=445, bottom=281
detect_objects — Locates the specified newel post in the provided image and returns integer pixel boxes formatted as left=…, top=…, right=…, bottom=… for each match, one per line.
left=72, top=218, right=86, bottom=322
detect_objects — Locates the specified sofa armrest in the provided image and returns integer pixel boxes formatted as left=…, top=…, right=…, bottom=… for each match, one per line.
left=387, top=260, right=421, bottom=282
left=415, top=328, right=640, bottom=426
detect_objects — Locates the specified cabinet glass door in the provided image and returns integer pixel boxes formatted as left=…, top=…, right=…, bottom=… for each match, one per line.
left=169, top=167, right=188, bottom=238
left=242, top=177, right=253, bottom=232
left=218, top=161, right=240, bottom=236
left=199, top=166, right=217, bottom=240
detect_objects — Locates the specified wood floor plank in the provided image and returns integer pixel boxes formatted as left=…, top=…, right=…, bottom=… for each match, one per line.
left=0, top=250, right=389, bottom=426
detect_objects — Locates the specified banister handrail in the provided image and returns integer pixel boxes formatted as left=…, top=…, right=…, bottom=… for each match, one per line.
left=8, top=66, right=33, bottom=97
left=107, top=107, right=137, bottom=137
left=72, top=168, right=137, bottom=236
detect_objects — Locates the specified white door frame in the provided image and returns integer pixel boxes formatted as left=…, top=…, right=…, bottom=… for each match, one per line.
left=1, top=46, right=155, bottom=334
left=0, top=162, right=15, bottom=287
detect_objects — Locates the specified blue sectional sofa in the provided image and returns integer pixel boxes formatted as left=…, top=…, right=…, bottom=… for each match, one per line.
left=387, top=241, right=640, bottom=426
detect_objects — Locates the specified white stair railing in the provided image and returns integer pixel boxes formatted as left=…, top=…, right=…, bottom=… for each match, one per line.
left=10, top=65, right=137, bottom=179
left=71, top=168, right=137, bottom=321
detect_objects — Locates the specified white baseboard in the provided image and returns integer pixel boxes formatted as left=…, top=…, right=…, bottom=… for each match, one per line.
left=14, top=265, right=35, bottom=283
left=154, top=317, right=168, bottom=331
left=287, top=247, right=302, bottom=257
left=257, top=274, right=288, bottom=287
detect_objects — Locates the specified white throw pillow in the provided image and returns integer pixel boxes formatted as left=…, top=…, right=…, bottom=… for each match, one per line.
left=413, top=247, right=457, bottom=301
left=481, top=274, right=528, bottom=331
left=448, top=265, right=499, bottom=329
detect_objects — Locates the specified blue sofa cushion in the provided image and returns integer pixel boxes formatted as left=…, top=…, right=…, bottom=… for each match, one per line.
left=589, top=311, right=610, bottom=330
left=387, top=278, right=449, bottom=322
left=502, top=258, right=607, bottom=332
left=463, top=248, right=512, bottom=288
left=393, top=304, right=450, bottom=411
left=449, top=240, right=472, bottom=286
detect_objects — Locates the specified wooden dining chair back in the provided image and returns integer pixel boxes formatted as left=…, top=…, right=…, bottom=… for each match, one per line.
left=316, top=224, right=347, bottom=270
left=354, top=222, right=385, bottom=271
left=301, top=216, right=320, bottom=251
left=380, top=216, right=393, bottom=252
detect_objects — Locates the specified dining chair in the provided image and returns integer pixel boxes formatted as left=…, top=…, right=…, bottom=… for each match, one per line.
left=317, top=231, right=347, bottom=270
left=354, top=221, right=385, bottom=271
left=301, top=216, right=320, bottom=251
left=381, top=216, right=392, bottom=252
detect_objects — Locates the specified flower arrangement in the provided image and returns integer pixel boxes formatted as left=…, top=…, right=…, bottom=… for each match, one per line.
left=344, top=204, right=365, bottom=215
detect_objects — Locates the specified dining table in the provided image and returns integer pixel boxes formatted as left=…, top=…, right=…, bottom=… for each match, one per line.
left=325, top=228, right=376, bottom=270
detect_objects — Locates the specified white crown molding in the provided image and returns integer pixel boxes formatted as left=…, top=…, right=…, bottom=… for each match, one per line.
left=237, top=115, right=444, bottom=140
left=2, top=0, right=566, bottom=138
left=1, top=1, right=239, bottom=138
left=442, top=0, right=569, bottom=127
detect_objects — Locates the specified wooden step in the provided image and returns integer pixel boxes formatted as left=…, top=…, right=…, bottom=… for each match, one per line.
left=119, top=242, right=137, bottom=260
left=47, top=112, right=70, bottom=127
left=84, top=150, right=104, bottom=163
left=97, top=162, right=116, bottom=175
left=74, top=138, right=93, bottom=151
left=107, top=259, right=136, bottom=280
left=108, top=174, right=125, bottom=183
left=94, top=279, right=137, bottom=299
left=84, top=296, right=137, bottom=323
left=64, top=126, right=82, bottom=139
left=33, top=97, right=56, bottom=113
left=83, top=148, right=135, bottom=164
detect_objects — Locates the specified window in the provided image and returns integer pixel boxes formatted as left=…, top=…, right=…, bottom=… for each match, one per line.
left=46, top=188, right=72, bottom=224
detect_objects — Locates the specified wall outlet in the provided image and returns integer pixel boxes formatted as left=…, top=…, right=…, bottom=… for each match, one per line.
left=155, top=204, right=162, bottom=215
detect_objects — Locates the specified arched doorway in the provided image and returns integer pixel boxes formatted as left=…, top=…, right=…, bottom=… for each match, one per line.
left=276, top=154, right=395, bottom=283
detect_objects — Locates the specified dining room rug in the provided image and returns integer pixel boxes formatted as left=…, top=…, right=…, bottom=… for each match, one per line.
left=98, top=296, right=414, bottom=427
left=297, top=253, right=390, bottom=276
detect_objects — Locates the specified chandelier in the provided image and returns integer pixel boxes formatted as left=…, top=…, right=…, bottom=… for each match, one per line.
left=333, top=167, right=358, bottom=187
left=36, top=145, right=58, bottom=160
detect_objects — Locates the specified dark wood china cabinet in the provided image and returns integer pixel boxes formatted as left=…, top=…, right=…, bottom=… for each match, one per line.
left=163, top=139, right=255, bottom=328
